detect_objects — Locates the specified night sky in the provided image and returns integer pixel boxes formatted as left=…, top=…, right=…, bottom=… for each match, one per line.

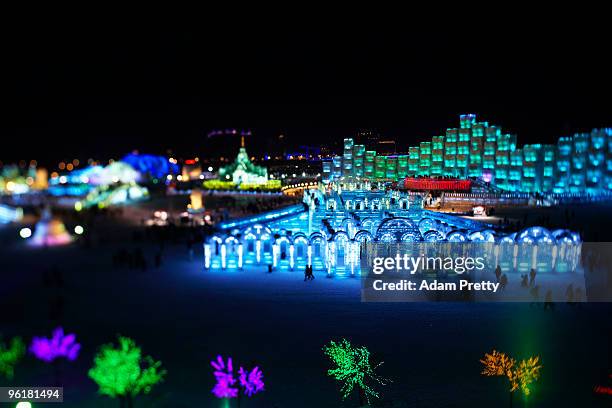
left=3, top=21, right=611, bottom=164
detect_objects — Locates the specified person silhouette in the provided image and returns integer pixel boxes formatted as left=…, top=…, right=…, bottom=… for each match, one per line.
left=495, top=265, right=502, bottom=282
left=529, top=268, right=537, bottom=286
left=544, top=289, right=554, bottom=310
left=500, top=274, right=508, bottom=290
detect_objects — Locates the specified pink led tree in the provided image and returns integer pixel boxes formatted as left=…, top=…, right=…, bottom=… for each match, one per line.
left=30, top=327, right=80, bottom=385
left=211, top=355, right=239, bottom=399
left=211, top=355, right=264, bottom=406
left=238, top=366, right=264, bottom=397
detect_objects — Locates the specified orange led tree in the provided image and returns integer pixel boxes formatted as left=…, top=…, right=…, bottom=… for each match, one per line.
left=480, top=350, right=542, bottom=407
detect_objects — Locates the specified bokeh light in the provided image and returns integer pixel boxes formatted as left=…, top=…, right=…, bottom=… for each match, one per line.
left=19, top=228, right=32, bottom=239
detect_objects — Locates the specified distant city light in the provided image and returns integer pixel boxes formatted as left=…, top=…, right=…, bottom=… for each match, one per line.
left=19, top=228, right=32, bottom=239
left=74, top=225, right=84, bottom=235
left=166, top=175, right=173, bottom=180
left=208, top=166, right=213, bottom=172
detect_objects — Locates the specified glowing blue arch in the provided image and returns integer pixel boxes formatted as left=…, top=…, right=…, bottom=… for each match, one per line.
left=446, top=231, right=467, bottom=242
left=378, top=232, right=396, bottom=242
left=332, top=231, right=350, bottom=243
left=375, top=217, right=421, bottom=242
left=418, top=218, right=437, bottom=235
left=422, top=230, right=445, bottom=242
left=516, top=226, right=555, bottom=243
left=292, top=232, right=309, bottom=245
left=309, top=231, right=325, bottom=244
left=551, top=229, right=581, bottom=244
left=354, top=230, right=373, bottom=242
left=243, top=224, right=272, bottom=238
left=480, top=229, right=497, bottom=242
left=401, top=231, right=423, bottom=242
left=275, top=235, right=293, bottom=245
left=360, top=217, right=379, bottom=233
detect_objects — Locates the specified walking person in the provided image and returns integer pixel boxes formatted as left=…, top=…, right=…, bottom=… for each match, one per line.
left=494, top=265, right=502, bottom=282
left=529, top=268, right=537, bottom=286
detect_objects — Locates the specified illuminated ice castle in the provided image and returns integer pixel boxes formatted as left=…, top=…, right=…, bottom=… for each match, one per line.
left=218, top=136, right=269, bottom=186
left=322, top=114, right=612, bottom=194
left=204, top=187, right=582, bottom=276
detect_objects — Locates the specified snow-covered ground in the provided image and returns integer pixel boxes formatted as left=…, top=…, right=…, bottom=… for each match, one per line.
left=1, top=224, right=611, bottom=407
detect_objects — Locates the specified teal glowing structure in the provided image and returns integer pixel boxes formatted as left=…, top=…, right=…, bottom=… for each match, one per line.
left=204, top=187, right=582, bottom=275
left=323, top=114, right=612, bottom=195
left=218, top=136, right=268, bottom=186
left=323, top=139, right=409, bottom=182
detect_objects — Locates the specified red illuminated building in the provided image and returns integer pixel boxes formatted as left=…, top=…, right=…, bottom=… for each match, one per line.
left=403, top=177, right=472, bottom=191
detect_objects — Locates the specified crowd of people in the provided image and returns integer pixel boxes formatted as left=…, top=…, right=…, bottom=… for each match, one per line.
left=494, top=265, right=584, bottom=309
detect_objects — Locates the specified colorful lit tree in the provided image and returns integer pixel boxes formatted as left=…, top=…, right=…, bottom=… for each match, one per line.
left=323, top=339, right=389, bottom=406
left=211, top=355, right=239, bottom=399
left=480, top=349, right=542, bottom=407
left=88, top=336, right=166, bottom=408
left=30, top=327, right=80, bottom=386
left=0, top=336, right=25, bottom=380
left=30, top=327, right=80, bottom=363
left=238, top=366, right=265, bottom=397
left=211, top=355, right=265, bottom=406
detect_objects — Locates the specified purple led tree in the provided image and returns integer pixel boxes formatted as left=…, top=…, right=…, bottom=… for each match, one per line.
left=30, top=327, right=80, bottom=385
left=238, top=366, right=264, bottom=397
left=211, top=355, right=239, bottom=399
left=211, top=355, right=264, bottom=406
left=30, top=327, right=80, bottom=362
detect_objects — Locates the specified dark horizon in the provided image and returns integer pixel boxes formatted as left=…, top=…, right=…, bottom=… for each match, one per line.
left=3, top=24, right=611, bottom=164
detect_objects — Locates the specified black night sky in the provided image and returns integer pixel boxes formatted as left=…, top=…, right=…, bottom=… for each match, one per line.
left=3, top=21, right=611, bottom=164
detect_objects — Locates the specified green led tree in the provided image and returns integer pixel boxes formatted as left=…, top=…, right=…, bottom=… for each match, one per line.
left=88, top=336, right=166, bottom=408
left=0, top=336, right=25, bottom=380
left=323, top=338, right=389, bottom=407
